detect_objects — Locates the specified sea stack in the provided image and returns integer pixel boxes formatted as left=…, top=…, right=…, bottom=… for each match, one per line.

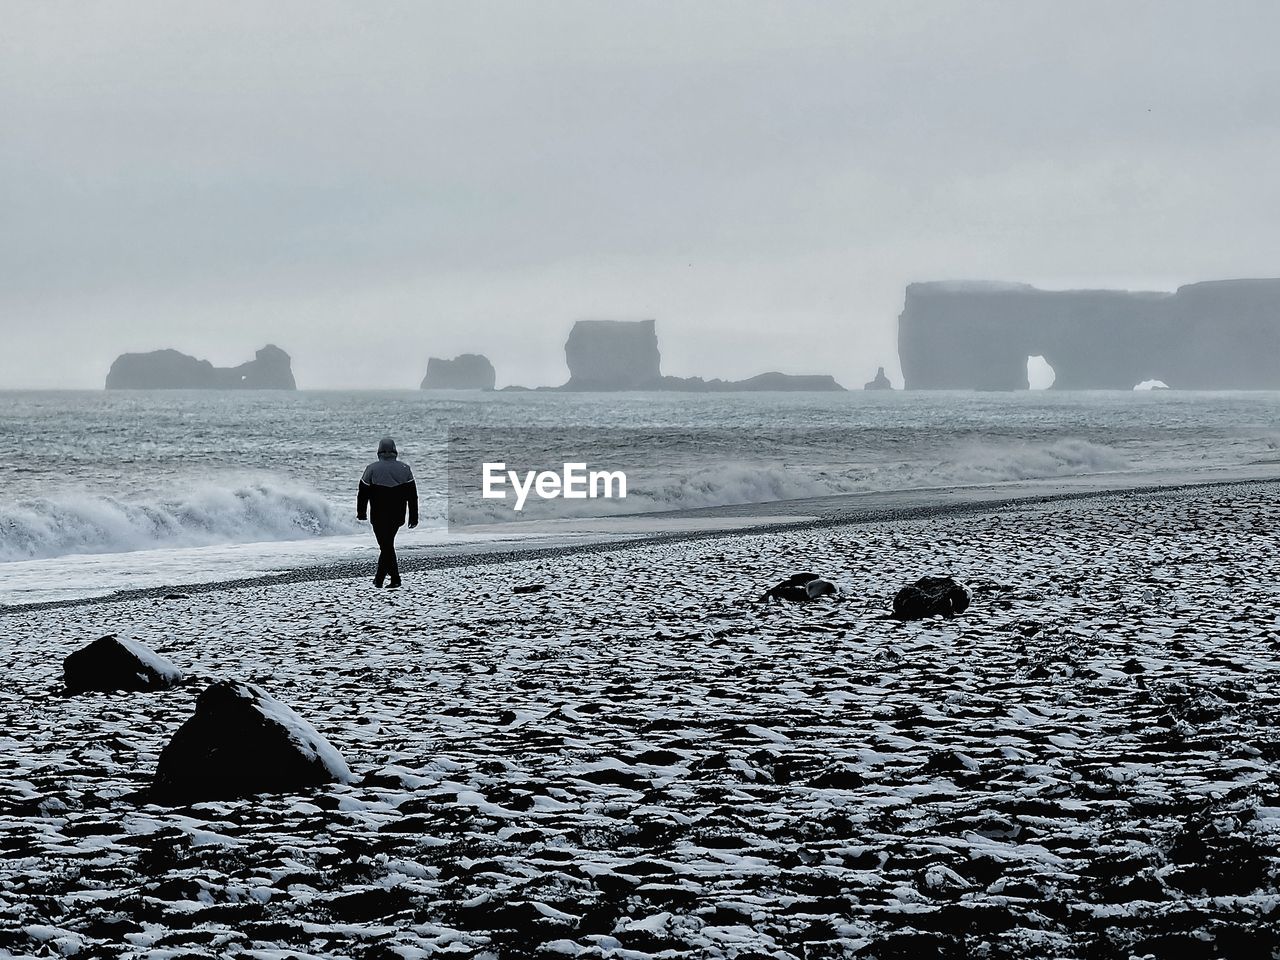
left=864, top=367, right=893, bottom=390
left=106, top=345, right=296, bottom=389
left=897, top=279, right=1280, bottom=390
left=727, top=372, right=845, bottom=391
left=563, top=319, right=662, bottom=390
left=421, top=354, right=496, bottom=390
left=558, top=319, right=844, bottom=391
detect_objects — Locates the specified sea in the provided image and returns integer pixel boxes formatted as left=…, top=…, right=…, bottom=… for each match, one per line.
left=2, top=389, right=1278, bottom=605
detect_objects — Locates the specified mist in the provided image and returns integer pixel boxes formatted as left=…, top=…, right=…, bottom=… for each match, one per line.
left=2, top=0, right=1278, bottom=389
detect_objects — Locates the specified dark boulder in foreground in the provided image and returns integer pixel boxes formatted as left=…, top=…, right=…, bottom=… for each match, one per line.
left=762, top=572, right=838, bottom=602
left=893, top=576, right=972, bottom=620
left=153, top=680, right=353, bottom=801
left=63, top=635, right=184, bottom=694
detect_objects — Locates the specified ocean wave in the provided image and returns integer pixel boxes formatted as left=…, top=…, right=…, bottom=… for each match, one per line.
left=928, top=437, right=1132, bottom=485
left=449, top=438, right=1134, bottom=523
left=681, top=438, right=1130, bottom=503
left=0, top=481, right=361, bottom=562
left=0, top=440, right=1137, bottom=554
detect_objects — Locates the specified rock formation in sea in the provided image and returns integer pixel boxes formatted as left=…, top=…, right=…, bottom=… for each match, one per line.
left=726, top=372, right=845, bottom=391
left=864, top=366, right=894, bottom=390
left=152, top=680, right=353, bottom=800
left=420, top=354, right=496, bottom=390
left=560, top=319, right=845, bottom=391
left=563, top=319, right=663, bottom=390
left=898, top=279, right=1280, bottom=390
left=63, top=635, right=184, bottom=694
left=105, top=344, right=297, bottom=389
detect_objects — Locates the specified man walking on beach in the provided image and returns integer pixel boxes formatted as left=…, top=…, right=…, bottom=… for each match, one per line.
left=357, top=437, right=418, bottom=588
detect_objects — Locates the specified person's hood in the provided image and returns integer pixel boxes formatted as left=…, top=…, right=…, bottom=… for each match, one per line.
left=377, top=437, right=398, bottom=460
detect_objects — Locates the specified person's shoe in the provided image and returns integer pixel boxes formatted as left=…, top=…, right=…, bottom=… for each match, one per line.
left=387, top=578, right=402, bottom=589
left=374, top=576, right=385, bottom=588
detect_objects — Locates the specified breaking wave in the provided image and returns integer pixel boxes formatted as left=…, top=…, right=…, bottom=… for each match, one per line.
left=450, top=438, right=1134, bottom=523
left=649, top=438, right=1132, bottom=507
left=0, top=440, right=1138, bottom=553
left=923, top=437, right=1132, bottom=485
left=0, top=481, right=361, bottom=562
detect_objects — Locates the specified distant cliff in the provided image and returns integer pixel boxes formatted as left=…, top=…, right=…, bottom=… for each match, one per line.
left=563, top=319, right=662, bottom=390
left=559, top=319, right=844, bottom=391
left=898, top=279, right=1280, bottom=390
left=106, top=345, right=296, bottom=390
left=421, top=354, right=496, bottom=390
left=721, top=372, right=845, bottom=392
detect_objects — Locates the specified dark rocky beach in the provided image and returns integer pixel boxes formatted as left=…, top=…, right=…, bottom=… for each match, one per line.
left=2, top=481, right=1279, bottom=958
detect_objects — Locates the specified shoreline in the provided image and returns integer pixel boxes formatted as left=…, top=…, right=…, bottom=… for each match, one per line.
left=5, top=472, right=1279, bottom=957
left=7, top=469, right=1278, bottom=617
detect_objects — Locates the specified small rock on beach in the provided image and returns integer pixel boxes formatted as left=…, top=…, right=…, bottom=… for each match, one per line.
left=892, top=575, right=972, bottom=619
left=761, top=572, right=838, bottom=602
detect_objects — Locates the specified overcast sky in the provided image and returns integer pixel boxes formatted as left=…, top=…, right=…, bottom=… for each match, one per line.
left=2, top=1, right=1278, bottom=388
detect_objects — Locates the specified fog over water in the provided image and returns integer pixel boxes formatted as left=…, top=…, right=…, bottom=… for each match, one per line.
left=3, top=1, right=1279, bottom=388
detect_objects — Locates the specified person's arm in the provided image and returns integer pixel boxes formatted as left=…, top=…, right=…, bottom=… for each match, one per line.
left=357, top=467, right=371, bottom=520
left=405, top=477, right=418, bottom=528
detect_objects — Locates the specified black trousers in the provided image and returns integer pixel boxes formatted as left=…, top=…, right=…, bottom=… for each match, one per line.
left=372, top=521, right=402, bottom=584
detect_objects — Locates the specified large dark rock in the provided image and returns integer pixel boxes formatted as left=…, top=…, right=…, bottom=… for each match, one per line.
left=152, top=680, right=353, bottom=801
left=864, top=366, right=894, bottom=390
left=892, top=576, right=972, bottom=620
left=63, top=635, right=184, bottom=694
left=106, top=344, right=296, bottom=389
left=421, top=354, right=496, bottom=390
left=563, top=319, right=662, bottom=390
left=898, top=278, right=1280, bottom=390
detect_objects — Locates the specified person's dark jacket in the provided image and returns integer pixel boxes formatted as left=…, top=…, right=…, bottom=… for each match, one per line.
left=357, top=438, right=418, bottom=527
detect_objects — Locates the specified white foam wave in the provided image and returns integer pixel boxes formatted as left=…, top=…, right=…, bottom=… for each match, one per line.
left=0, top=481, right=361, bottom=562
left=450, top=438, right=1134, bottom=523
left=928, top=437, right=1131, bottom=485
left=0, top=440, right=1139, bottom=555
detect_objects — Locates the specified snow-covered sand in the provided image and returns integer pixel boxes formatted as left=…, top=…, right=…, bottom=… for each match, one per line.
left=2, top=481, right=1279, bottom=958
